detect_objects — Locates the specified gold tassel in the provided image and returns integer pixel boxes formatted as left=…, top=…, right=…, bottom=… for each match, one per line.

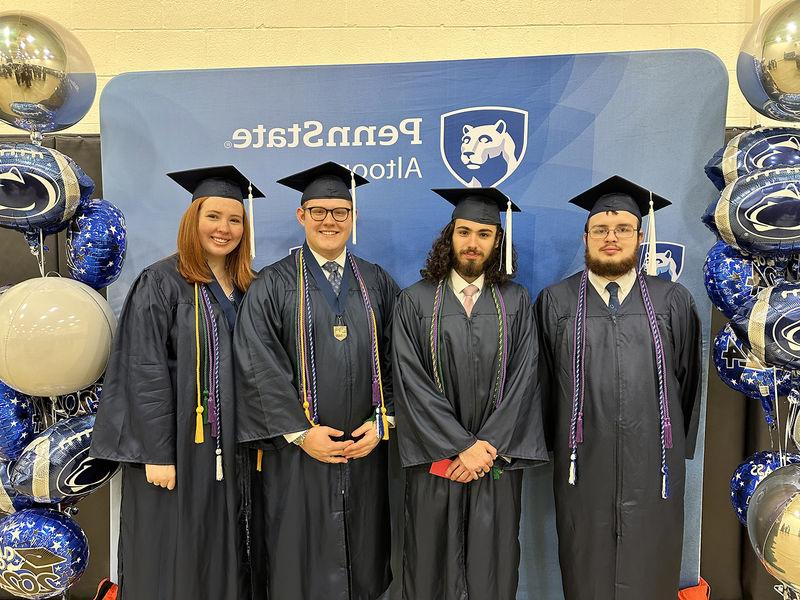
left=194, top=284, right=204, bottom=444
left=256, top=448, right=263, bottom=472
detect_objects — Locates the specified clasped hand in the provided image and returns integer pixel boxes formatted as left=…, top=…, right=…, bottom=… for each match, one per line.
left=444, top=440, right=497, bottom=483
left=301, top=422, right=381, bottom=464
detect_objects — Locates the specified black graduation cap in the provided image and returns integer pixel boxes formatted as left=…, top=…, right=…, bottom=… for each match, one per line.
left=276, top=161, right=369, bottom=204
left=568, top=175, right=671, bottom=221
left=433, top=187, right=521, bottom=275
left=167, top=165, right=265, bottom=203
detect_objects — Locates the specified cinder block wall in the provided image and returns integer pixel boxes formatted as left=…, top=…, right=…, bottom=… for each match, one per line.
left=0, top=0, right=779, bottom=135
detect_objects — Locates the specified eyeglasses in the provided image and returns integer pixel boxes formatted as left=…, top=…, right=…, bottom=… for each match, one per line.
left=304, top=207, right=352, bottom=222
left=587, top=225, right=637, bottom=240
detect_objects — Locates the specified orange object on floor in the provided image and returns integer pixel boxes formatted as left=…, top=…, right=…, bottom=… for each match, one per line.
left=93, top=578, right=118, bottom=600
left=678, top=577, right=710, bottom=599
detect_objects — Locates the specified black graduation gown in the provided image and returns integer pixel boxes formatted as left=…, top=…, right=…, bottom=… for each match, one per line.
left=234, top=245, right=399, bottom=600
left=534, top=272, right=702, bottom=600
left=89, top=255, right=247, bottom=600
left=391, top=279, right=548, bottom=600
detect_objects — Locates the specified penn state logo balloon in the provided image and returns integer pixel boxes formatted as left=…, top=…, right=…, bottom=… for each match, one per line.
left=66, top=198, right=127, bottom=290
left=0, top=381, right=35, bottom=463
left=716, top=127, right=800, bottom=189
left=0, top=143, right=93, bottom=238
left=11, top=415, right=118, bottom=504
left=0, top=462, right=35, bottom=517
left=0, top=509, right=88, bottom=599
left=730, top=451, right=800, bottom=525
left=704, top=240, right=788, bottom=319
left=712, top=323, right=793, bottom=427
left=705, top=166, right=800, bottom=254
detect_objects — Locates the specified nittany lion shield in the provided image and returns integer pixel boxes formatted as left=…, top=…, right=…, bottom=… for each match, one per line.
left=440, top=106, right=528, bottom=188
left=638, top=242, right=685, bottom=282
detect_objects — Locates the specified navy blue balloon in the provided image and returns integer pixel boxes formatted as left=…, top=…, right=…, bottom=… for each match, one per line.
left=66, top=198, right=126, bottom=289
left=731, top=451, right=800, bottom=525
left=713, top=323, right=792, bottom=428
left=0, top=461, right=35, bottom=516
left=704, top=240, right=788, bottom=319
left=704, top=166, right=800, bottom=254
left=718, top=127, right=800, bottom=190
left=0, top=508, right=88, bottom=599
left=0, top=381, right=35, bottom=462
left=705, top=145, right=725, bottom=191
left=0, top=144, right=93, bottom=243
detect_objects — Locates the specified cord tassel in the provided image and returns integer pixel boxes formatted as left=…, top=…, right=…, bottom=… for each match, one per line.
left=216, top=449, right=224, bottom=481
left=576, top=413, right=584, bottom=444
left=195, top=406, right=205, bottom=444
left=661, top=466, right=670, bottom=499
left=505, top=199, right=513, bottom=275
left=663, top=419, right=673, bottom=449
left=569, top=451, right=577, bottom=485
left=256, top=448, right=263, bottom=472
left=194, top=284, right=205, bottom=444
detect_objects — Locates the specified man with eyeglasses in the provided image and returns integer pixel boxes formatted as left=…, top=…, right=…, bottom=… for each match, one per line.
left=534, top=176, right=702, bottom=600
left=234, top=162, right=399, bottom=600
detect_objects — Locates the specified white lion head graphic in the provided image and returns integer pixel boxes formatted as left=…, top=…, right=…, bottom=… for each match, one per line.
left=459, top=120, right=518, bottom=187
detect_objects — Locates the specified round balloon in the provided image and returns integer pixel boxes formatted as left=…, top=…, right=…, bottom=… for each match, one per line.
left=0, top=143, right=94, bottom=239
left=0, top=12, right=96, bottom=134
left=747, top=462, right=800, bottom=593
left=704, top=166, right=800, bottom=254
left=0, top=381, right=35, bottom=462
left=704, top=240, right=788, bottom=319
left=11, top=414, right=118, bottom=504
left=0, top=461, right=35, bottom=517
left=66, top=198, right=126, bottom=289
left=713, top=323, right=793, bottom=427
left=731, top=451, right=800, bottom=525
left=0, top=277, right=116, bottom=396
left=0, top=508, right=88, bottom=599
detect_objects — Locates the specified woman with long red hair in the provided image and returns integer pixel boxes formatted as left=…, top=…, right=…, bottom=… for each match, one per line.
left=91, top=166, right=263, bottom=600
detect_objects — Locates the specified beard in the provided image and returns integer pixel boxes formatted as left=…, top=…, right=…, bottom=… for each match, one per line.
left=452, top=247, right=495, bottom=279
left=585, top=246, right=639, bottom=278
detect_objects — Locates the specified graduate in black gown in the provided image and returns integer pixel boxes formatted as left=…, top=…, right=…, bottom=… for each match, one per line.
left=90, top=166, right=263, bottom=600
left=234, top=162, right=399, bottom=600
left=392, top=188, right=548, bottom=600
left=534, top=176, right=703, bottom=600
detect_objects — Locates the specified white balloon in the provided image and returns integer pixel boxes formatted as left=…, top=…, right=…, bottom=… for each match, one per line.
left=0, top=277, right=116, bottom=396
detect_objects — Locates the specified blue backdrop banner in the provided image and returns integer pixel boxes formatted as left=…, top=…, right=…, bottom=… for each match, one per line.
left=101, top=50, right=727, bottom=598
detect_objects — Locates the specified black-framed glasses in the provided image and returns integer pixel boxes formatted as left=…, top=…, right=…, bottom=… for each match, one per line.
left=304, top=206, right=352, bottom=222
left=588, top=225, right=637, bottom=240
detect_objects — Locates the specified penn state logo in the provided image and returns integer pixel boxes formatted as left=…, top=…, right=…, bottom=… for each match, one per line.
left=638, top=242, right=685, bottom=282
left=440, top=106, right=527, bottom=187
left=746, top=134, right=800, bottom=170
left=737, top=181, right=800, bottom=239
left=0, top=165, right=60, bottom=220
left=55, top=446, right=117, bottom=497
left=772, top=304, right=800, bottom=361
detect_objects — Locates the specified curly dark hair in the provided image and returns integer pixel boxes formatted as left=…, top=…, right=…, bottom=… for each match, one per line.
left=420, top=221, right=517, bottom=285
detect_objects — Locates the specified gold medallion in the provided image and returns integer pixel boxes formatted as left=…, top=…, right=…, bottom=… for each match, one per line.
left=333, top=325, right=348, bottom=341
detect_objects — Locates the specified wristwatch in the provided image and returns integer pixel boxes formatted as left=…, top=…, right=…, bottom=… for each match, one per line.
left=292, top=429, right=310, bottom=447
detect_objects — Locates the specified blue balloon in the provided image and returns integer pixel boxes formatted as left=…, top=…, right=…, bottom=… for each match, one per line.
left=66, top=198, right=127, bottom=289
left=708, top=127, right=800, bottom=191
left=704, top=240, right=788, bottom=319
left=0, top=509, right=88, bottom=599
left=0, top=143, right=93, bottom=241
left=731, top=451, right=800, bottom=525
left=0, top=381, right=35, bottom=463
left=0, top=461, right=35, bottom=516
left=705, top=145, right=726, bottom=191
left=703, top=166, right=800, bottom=254
left=713, top=323, right=793, bottom=428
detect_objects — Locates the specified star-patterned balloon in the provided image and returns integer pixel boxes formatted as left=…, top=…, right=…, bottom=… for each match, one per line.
left=713, top=323, right=794, bottom=428
left=0, top=508, right=88, bottom=599
left=66, top=198, right=126, bottom=290
left=0, top=381, right=35, bottom=463
left=730, top=451, right=800, bottom=525
left=704, top=240, right=789, bottom=319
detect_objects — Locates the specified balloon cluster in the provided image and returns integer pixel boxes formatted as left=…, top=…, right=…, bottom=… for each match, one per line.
left=0, top=12, right=123, bottom=598
left=709, top=3, right=800, bottom=595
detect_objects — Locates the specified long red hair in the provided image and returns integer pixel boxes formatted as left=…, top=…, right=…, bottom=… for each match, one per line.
left=176, top=197, right=255, bottom=291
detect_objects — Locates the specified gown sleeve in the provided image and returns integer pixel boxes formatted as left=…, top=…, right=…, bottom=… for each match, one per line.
left=476, top=289, right=548, bottom=468
left=534, top=287, right=559, bottom=453
left=233, top=269, right=308, bottom=444
left=89, top=269, right=177, bottom=465
left=391, top=290, right=478, bottom=467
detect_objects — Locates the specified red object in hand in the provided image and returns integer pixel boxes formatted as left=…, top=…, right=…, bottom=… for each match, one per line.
left=429, top=458, right=453, bottom=478
left=93, top=578, right=118, bottom=600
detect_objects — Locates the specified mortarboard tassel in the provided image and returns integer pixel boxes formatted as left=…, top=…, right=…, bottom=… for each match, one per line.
left=646, top=192, right=657, bottom=276
left=248, top=183, right=256, bottom=259
left=505, top=199, right=513, bottom=275
left=351, top=171, right=357, bottom=245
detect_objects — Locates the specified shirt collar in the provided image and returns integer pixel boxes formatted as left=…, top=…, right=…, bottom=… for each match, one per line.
left=587, top=267, right=637, bottom=296
left=308, top=246, right=347, bottom=269
left=449, top=269, right=485, bottom=295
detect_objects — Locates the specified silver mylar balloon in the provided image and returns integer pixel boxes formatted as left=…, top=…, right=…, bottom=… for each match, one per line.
left=738, top=0, right=800, bottom=122
left=747, top=462, right=800, bottom=591
left=0, top=12, right=96, bottom=139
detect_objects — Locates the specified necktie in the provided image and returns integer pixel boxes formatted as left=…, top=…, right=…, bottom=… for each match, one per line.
left=606, top=281, right=621, bottom=315
left=322, top=261, right=342, bottom=295
left=463, top=284, right=479, bottom=317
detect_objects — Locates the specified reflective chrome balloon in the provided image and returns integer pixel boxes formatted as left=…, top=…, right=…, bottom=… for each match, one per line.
left=0, top=12, right=96, bottom=135
left=747, top=462, right=800, bottom=592
left=738, top=0, right=800, bottom=122
left=732, top=451, right=800, bottom=525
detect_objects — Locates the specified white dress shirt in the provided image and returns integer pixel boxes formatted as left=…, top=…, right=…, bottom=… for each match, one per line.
left=587, top=268, right=637, bottom=307
left=449, top=270, right=485, bottom=309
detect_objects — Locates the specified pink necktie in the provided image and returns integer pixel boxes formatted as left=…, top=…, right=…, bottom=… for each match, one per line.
left=463, top=284, right=479, bottom=316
